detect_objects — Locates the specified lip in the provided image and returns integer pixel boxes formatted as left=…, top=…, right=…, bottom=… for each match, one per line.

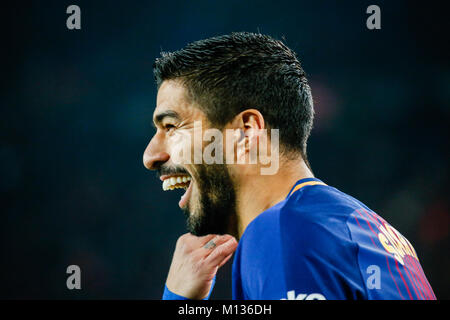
left=178, top=178, right=194, bottom=209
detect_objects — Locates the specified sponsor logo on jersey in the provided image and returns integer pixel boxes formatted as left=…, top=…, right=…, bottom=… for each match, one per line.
left=281, top=290, right=326, bottom=300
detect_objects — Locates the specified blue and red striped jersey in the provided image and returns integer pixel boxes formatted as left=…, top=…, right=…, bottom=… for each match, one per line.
left=232, top=178, right=436, bottom=300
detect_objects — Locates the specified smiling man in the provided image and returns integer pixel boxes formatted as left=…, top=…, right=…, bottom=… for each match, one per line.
left=143, top=32, right=436, bottom=300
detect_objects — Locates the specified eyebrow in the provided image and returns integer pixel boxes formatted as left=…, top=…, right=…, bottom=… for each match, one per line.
left=153, top=110, right=181, bottom=127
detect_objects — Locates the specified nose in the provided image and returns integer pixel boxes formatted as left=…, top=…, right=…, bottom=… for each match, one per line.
left=143, top=135, right=170, bottom=170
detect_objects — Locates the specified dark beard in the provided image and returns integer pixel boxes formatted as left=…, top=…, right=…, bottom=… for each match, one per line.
left=182, top=163, right=237, bottom=236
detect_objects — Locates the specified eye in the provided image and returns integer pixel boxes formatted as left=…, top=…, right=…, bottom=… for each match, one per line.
left=164, top=124, right=176, bottom=133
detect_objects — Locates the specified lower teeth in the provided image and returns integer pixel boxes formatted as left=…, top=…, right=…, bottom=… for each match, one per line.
left=170, top=183, right=189, bottom=190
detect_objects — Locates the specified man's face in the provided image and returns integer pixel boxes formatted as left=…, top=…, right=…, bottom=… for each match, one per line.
left=143, top=80, right=237, bottom=236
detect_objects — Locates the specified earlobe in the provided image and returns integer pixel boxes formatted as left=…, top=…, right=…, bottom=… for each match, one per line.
left=238, top=129, right=245, bottom=142
left=235, top=129, right=248, bottom=164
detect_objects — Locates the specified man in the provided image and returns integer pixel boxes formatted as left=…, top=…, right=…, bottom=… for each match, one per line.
left=143, top=32, right=436, bottom=300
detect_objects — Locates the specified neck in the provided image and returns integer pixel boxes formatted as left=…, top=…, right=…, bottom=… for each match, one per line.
left=234, top=158, right=314, bottom=238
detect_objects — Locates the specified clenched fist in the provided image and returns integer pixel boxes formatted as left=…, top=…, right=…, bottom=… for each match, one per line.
left=166, top=233, right=238, bottom=299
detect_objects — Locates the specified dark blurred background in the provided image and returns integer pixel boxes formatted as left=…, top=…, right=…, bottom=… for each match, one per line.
left=1, top=0, right=448, bottom=299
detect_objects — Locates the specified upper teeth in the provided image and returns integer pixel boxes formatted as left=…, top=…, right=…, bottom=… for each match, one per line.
left=162, top=176, right=191, bottom=191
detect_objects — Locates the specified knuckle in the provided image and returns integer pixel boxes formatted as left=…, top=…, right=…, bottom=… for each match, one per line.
left=176, top=234, right=186, bottom=244
left=181, top=233, right=191, bottom=240
left=176, top=234, right=192, bottom=253
left=177, top=233, right=190, bottom=244
left=215, top=246, right=226, bottom=256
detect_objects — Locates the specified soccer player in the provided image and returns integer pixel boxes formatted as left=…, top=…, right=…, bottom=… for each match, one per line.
left=143, top=32, right=436, bottom=300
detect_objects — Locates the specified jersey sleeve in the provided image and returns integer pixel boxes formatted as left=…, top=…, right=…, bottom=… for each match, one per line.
left=162, top=276, right=216, bottom=300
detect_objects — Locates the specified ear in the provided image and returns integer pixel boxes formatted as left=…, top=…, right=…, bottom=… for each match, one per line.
left=240, top=109, right=265, bottom=133
left=233, top=109, right=265, bottom=164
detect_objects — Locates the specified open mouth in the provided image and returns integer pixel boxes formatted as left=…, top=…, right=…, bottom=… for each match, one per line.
left=160, top=174, right=193, bottom=209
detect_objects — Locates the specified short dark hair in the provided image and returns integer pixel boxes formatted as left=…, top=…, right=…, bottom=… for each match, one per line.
left=153, top=32, right=314, bottom=162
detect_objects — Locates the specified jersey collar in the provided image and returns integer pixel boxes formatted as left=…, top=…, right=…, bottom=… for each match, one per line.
left=285, top=177, right=326, bottom=199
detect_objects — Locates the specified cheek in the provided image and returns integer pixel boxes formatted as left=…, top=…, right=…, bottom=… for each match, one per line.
left=168, top=131, right=194, bottom=165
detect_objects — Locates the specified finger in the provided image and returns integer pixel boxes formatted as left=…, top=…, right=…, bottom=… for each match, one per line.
left=181, top=233, right=217, bottom=250
left=176, top=233, right=217, bottom=255
left=196, top=234, right=218, bottom=247
left=201, top=235, right=233, bottom=255
left=204, top=237, right=238, bottom=267
left=218, top=252, right=234, bottom=268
